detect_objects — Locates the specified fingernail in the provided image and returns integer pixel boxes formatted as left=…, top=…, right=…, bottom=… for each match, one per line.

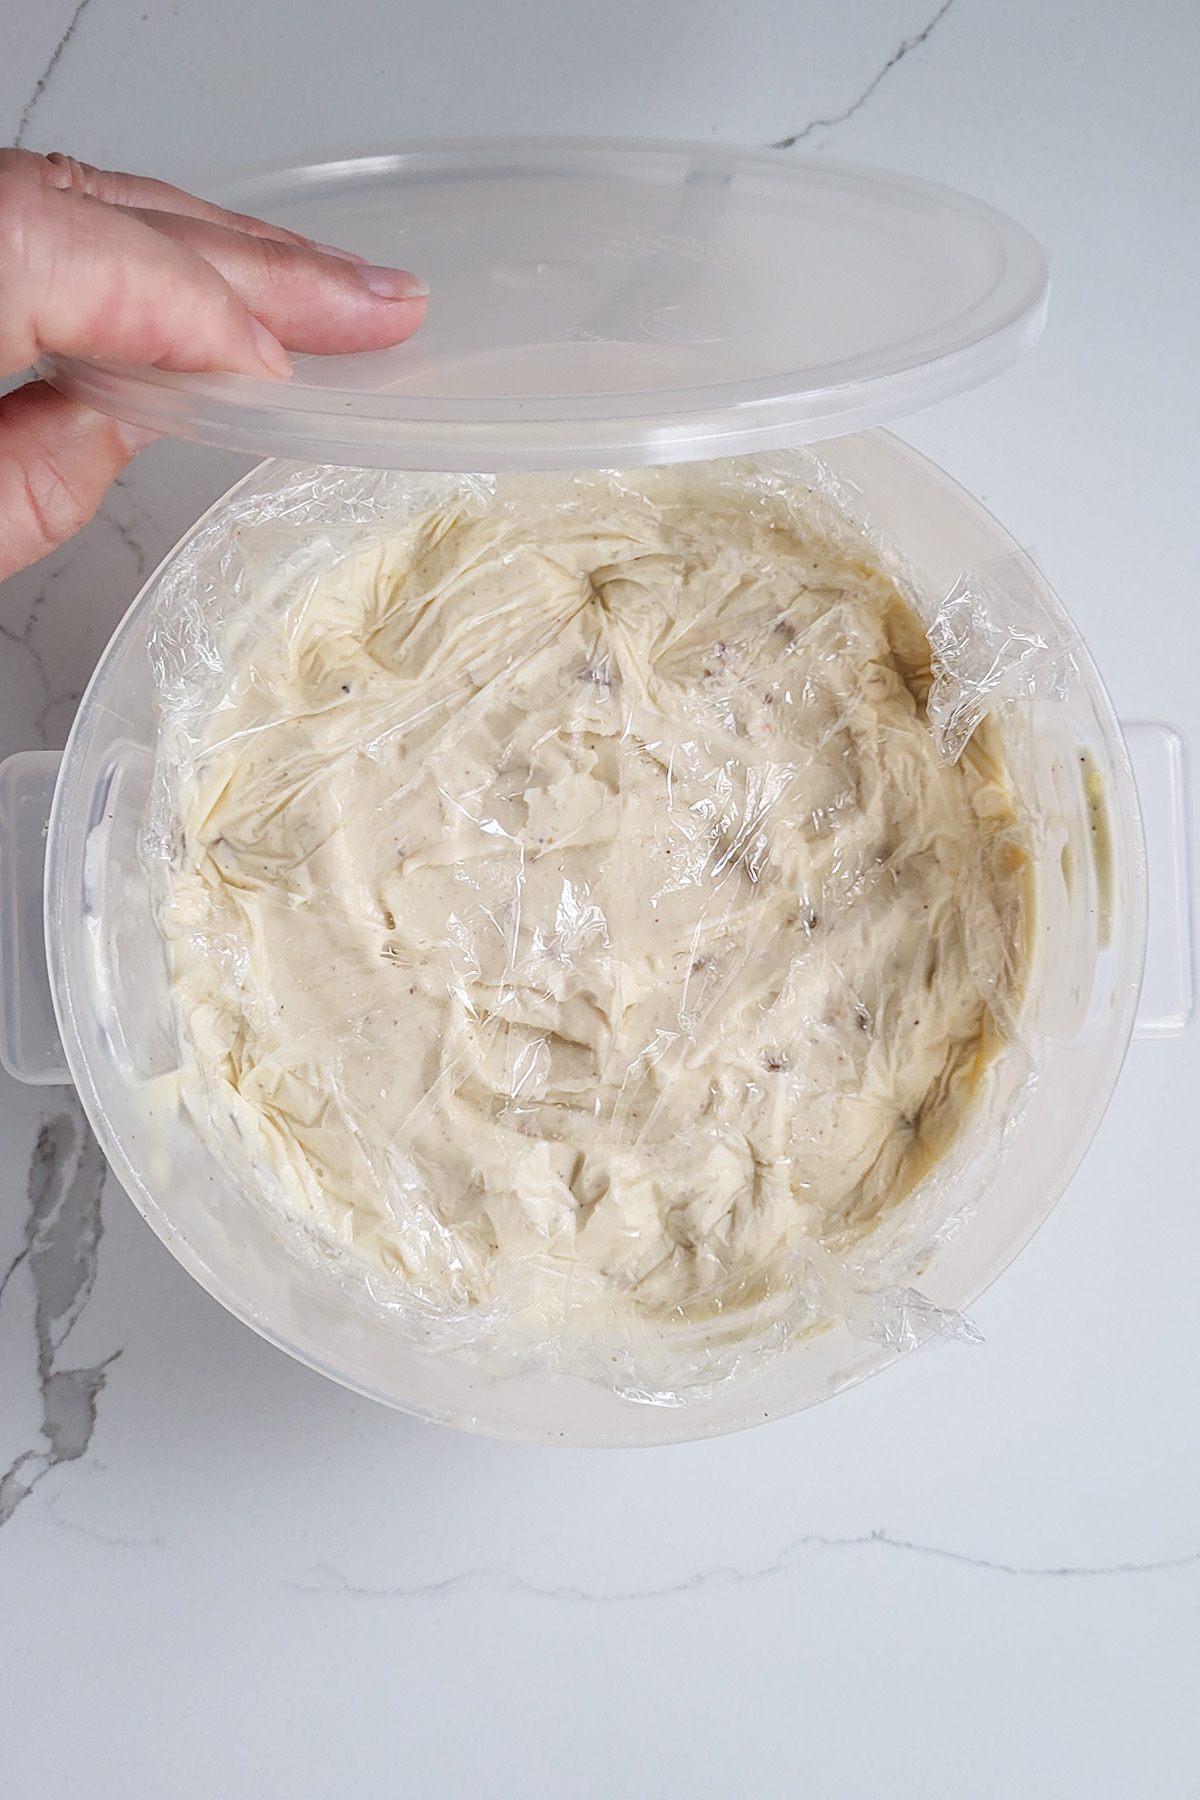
left=315, top=240, right=368, bottom=264
left=249, top=317, right=292, bottom=378
left=116, top=422, right=160, bottom=456
left=358, top=264, right=429, bottom=301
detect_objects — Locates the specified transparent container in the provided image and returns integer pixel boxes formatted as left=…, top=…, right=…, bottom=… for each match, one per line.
left=0, top=428, right=1187, bottom=1446
left=1, top=144, right=1192, bottom=1443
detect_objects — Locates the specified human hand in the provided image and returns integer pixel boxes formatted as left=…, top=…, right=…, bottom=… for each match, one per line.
left=0, top=149, right=428, bottom=582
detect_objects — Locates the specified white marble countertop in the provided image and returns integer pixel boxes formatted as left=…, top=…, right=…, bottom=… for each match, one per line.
left=2, top=3, right=1199, bottom=1795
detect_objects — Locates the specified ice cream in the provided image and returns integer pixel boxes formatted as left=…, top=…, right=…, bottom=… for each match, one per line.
left=159, top=466, right=1028, bottom=1328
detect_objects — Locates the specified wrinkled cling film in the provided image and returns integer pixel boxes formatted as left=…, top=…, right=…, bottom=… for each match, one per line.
left=141, top=452, right=1060, bottom=1404
left=926, top=557, right=1078, bottom=764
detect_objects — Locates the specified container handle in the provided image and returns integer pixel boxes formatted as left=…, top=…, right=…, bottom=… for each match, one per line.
left=0, top=750, right=71, bottom=1085
left=1123, top=721, right=1196, bottom=1039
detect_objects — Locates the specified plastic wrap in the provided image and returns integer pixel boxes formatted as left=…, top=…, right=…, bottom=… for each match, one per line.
left=926, top=557, right=1077, bottom=765
left=142, top=451, right=1048, bottom=1404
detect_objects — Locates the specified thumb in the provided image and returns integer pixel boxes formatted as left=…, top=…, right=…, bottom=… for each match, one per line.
left=0, top=381, right=156, bottom=582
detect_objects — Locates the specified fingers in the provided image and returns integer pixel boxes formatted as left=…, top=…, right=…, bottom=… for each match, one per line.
left=0, top=151, right=427, bottom=375
left=120, top=206, right=428, bottom=356
left=0, top=172, right=295, bottom=381
left=0, top=151, right=430, bottom=579
left=0, top=382, right=151, bottom=582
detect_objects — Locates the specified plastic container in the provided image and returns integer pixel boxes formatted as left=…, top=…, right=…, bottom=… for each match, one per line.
left=2, top=427, right=1192, bottom=1444
left=1, top=143, right=1193, bottom=1443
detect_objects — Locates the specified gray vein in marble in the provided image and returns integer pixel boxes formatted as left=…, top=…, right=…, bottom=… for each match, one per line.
left=0, top=594, right=54, bottom=748
left=0, top=1098, right=117, bottom=1529
left=0, top=484, right=151, bottom=749
left=288, top=1529, right=1200, bottom=1604
left=97, top=478, right=150, bottom=587
left=14, top=0, right=95, bottom=151
left=45, top=1490, right=167, bottom=1552
left=771, top=0, right=957, bottom=149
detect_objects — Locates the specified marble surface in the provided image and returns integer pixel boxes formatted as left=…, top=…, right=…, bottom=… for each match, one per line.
left=2, top=3, right=1199, bottom=1795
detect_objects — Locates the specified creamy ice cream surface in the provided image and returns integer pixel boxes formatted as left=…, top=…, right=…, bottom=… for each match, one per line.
left=157, top=467, right=1028, bottom=1335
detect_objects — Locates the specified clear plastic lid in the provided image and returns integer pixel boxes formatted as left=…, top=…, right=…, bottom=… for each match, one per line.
left=41, top=139, right=1048, bottom=471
